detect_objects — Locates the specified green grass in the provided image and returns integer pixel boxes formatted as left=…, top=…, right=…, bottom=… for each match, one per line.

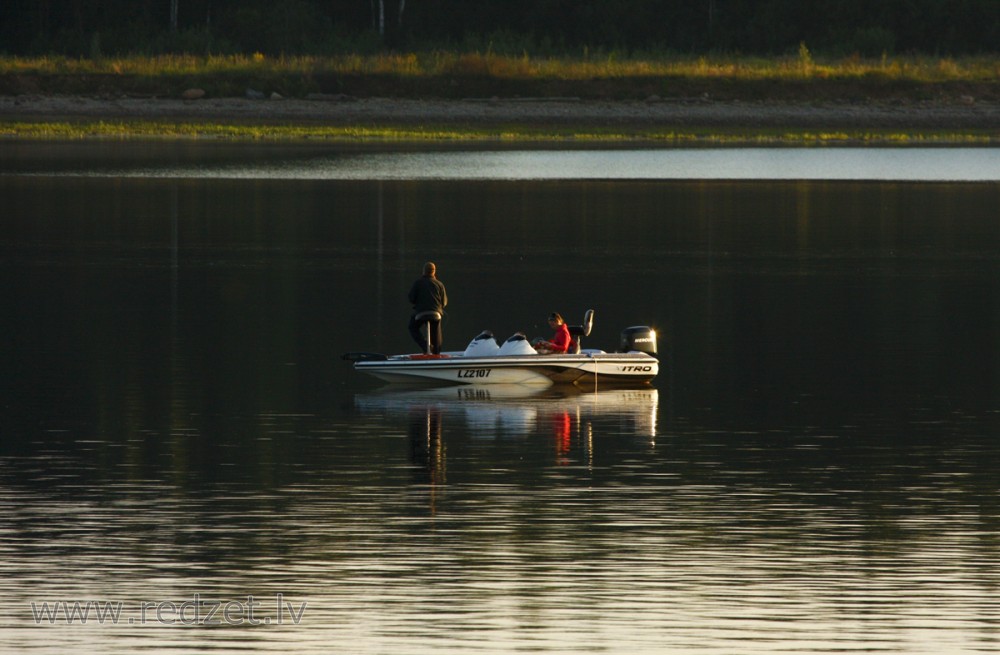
left=2, top=118, right=995, bottom=145
left=2, top=51, right=999, bottom=83
left=2, top=52, right=997, bottom=143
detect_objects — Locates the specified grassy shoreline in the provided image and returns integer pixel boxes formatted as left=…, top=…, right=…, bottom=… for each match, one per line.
left=4, top=52, right=1000, bottom=102
left=3, top=119, right=997, bottom=146
left=4, top=51, right=999, bottom=81
left=2, top=53, right=999, bottom=143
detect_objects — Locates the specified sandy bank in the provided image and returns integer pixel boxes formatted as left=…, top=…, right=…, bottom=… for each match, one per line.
left=2, top=94, right=999, bottom=134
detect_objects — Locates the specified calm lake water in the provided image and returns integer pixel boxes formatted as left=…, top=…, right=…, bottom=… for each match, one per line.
left=2, top=143, right=1000, bottom=654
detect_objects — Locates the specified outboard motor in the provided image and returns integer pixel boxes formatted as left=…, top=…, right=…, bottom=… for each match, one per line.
left=620, top=326, right=657, bottom=356
left=464, top=330, right=501, bottom=357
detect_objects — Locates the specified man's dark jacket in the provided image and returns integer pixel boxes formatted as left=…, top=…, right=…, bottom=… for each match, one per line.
left=408, top=276, right=447, bottom=314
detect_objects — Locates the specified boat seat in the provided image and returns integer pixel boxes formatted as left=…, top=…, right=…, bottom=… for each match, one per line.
left=413, top=310, right=443, bottom=354
left=566, top=309, right=594, bottom=355
left=414, top=310, right=442, bottom=322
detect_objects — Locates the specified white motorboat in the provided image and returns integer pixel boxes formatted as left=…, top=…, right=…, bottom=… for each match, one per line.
left=344, top=311, right=659, bottom=387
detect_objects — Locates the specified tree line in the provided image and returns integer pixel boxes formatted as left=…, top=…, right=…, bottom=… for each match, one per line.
left=1, top=0, right=998, bottom=58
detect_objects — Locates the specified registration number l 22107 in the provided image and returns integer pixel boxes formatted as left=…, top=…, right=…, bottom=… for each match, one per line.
left=457, top=369, right=491, bottom=379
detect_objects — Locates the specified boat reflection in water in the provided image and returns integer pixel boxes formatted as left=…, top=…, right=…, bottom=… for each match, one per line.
left=354, top=385, right=660, bottom=481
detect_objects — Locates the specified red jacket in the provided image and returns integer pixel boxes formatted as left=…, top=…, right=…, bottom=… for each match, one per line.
left=548, top=323, right=571, bottom=353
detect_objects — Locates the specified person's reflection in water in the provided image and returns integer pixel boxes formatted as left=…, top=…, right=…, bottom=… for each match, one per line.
left=552, top=411, right=572, bottom=465
left=409, top=406, right=445, bottom=495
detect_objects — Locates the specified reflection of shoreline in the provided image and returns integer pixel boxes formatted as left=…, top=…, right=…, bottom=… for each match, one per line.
left=355, top=385, right=659, bottom=439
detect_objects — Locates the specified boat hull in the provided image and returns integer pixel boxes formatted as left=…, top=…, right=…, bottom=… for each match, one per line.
left=354, top=352, right=658, bottom=386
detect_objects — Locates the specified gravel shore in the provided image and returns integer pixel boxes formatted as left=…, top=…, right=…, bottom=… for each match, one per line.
left=2, top=93, right=999, bottom=133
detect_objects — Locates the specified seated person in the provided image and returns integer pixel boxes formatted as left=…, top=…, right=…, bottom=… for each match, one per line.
left=533, top=312, right=572, bottom=354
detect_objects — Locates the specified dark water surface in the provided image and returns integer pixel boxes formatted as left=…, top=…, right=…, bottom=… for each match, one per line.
left=2, top=144, right=1000, bottom=654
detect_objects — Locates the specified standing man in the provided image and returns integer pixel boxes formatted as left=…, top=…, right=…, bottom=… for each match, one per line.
left=408, top=261, right=448, bottom=354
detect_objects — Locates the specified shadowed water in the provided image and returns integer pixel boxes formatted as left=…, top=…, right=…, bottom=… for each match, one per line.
left=2, top=144, right=1000, bottom=654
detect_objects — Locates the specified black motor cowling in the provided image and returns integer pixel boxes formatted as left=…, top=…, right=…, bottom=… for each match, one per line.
left=620, top=326, right=657, bottom=356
